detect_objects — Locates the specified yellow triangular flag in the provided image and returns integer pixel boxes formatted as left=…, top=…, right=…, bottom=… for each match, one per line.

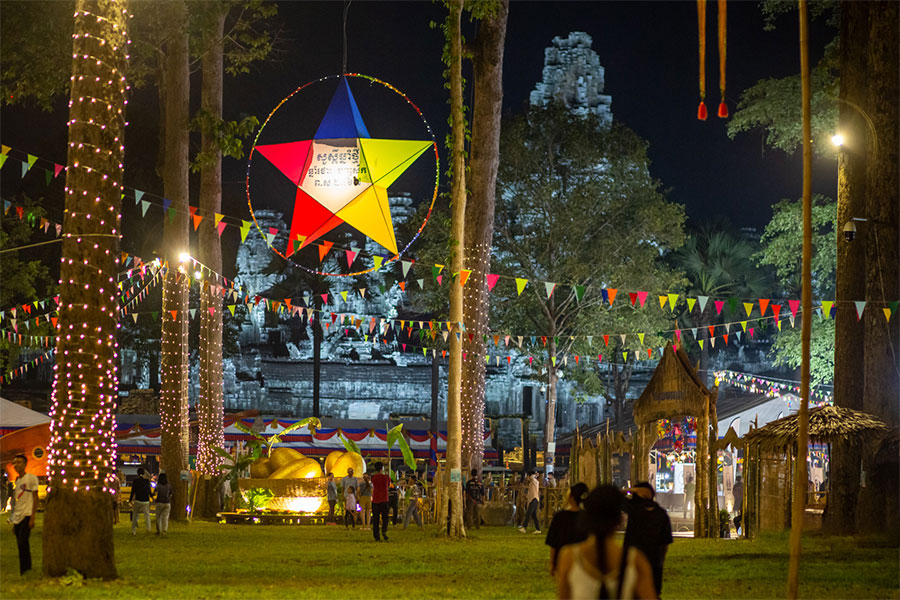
left=743, top=302, right=754, bottom=317
left=515, top=278, right=528, bottom=295
left=666, top=293, right=678, bottom=311
left=884, top=308, right=892, bottom=322
left=658, top=295, right=667, bottom=309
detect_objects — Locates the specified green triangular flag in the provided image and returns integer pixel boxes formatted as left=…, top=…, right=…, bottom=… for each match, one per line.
left=141, top=200, right=150, bottom=217
left=574, top=285, right=585, bottom=302
left=167, top=207, right=176, bottom=223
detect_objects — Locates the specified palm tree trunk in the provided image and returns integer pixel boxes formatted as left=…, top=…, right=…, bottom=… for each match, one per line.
left=42, top=0, right=127, bottom=578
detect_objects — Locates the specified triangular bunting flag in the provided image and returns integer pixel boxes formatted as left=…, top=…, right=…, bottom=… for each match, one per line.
left=759, top=298, right=770, bottom=316
left=743, top=302, right=754, bottom=317
left=854, top=301, right=866, bottom=320
left=714, top=300, right=724, bottom=315
left=687, top=297, right=697, bottom=313
left=666, top=293, right=678, bottom=311
left=697, top=296, right=709, bottom=313
left=459, top=270, right=471, bottom=287
left=658, top=295, right=667, bottom=309
left=607, top=288, right=618, bottom=306
left=487, top=274, right=500, bottom=292
left=516, top=278, right=528, bottom=296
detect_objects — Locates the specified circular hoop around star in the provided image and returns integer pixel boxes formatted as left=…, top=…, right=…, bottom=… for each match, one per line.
left=245, top=73, right=439, bottom=277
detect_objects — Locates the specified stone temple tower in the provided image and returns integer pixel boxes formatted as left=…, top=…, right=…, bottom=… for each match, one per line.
left=529, top=32, right=613, bottom=126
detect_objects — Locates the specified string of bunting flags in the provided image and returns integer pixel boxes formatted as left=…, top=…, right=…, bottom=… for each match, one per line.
left=3, top=145, right=899, bottom=322
left=0, top=350, right=54, bottom=385
left=714, top=369, right=834, bottom=405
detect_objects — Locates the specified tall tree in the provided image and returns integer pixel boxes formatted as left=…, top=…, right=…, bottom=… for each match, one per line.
left=443, top=0, right=467, bottom=538
left=493, top=106, right=685, bottom=469
left=459, top=0, right=508, bottom=475
left=157, top=0, right=191, bottom=521
left=193, top=4, right=228, bottom=520
left=755, top=195, right=836, bottom=386
left=42, top=0, right=128, bottom=578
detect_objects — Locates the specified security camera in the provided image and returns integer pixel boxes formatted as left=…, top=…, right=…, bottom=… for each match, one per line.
left=843, top=220, right=856, bottom=242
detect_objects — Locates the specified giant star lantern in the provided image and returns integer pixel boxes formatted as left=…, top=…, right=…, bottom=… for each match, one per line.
left=255, top=78, right=431, bottom=258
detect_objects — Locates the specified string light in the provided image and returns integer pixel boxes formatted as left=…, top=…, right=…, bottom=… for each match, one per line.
left=47, top=1, right=130, bottom=497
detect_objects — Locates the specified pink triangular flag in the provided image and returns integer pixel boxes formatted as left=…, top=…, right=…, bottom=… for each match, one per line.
left=486, top=274, right=500, bottom=292
left=788, top=299, right=800, bottom=319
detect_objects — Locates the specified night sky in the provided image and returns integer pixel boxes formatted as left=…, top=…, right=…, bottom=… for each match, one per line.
left=1, top=1, right=838, bottom=269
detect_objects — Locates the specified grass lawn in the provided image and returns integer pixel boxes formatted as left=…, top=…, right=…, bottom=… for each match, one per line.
left=1, top=515, right=897, bottom=599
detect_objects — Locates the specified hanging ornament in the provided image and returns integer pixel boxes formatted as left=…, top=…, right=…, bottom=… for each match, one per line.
left=717, top=0, right=729, bottom=118
left=697, top=0, right=708, bottom=120
left=246, top=73, right=439, bottom=277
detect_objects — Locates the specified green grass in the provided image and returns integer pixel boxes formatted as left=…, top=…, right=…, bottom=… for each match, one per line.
left=1, top=516, right=897, bottom=599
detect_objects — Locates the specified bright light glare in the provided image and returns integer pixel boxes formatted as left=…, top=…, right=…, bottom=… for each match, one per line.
left=179, top=252, right=190, bottom=263
left=194, top=271, right=202, bottom=279
left=831, top=133, right=845, bottom=147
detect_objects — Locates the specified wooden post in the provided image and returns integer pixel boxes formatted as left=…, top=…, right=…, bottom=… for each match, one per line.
left=788, top=0, right=813, bottom=595
left=708, top=385, right=719, bottom=537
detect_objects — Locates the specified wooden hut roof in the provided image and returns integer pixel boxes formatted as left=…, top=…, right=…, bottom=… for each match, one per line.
left=743, top=405, right=890, bottom=451
left=632, top=342, right=711, bottom=425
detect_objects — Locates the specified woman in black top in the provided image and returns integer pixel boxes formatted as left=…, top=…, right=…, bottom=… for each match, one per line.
left=545, top=482, right=589, bottom=576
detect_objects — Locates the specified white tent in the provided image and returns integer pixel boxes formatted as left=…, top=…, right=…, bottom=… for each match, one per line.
left=0, top=397, right=50, bottom=429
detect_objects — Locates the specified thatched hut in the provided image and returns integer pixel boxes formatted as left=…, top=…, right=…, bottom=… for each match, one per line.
left=741, top=405, right=890, bottom=534
left=631, top=342, right=718, bottom=537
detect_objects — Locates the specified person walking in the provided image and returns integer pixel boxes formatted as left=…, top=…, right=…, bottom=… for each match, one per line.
left=154, top=473, right=174, bottom=536
left=10, top=454, right=38, bottom=575
left=556, top=486, right=657, bottom=599
left=370, top=461, right=391, bottom=542
left=358, top=473, right=373, bottom=529
left=344, top=486, right=358, bottom=529
left=464, top=469, right=485, bottom=530
left=545, top=482, right=589, bottom=576
left=130, top=467, right=153, bottom=535
left=402, top=475, right=424, bottom=530
left=519, top=471, right=542, bottom=534
left=732, top=476, right=743, bottom=534
left=326, top=473, right=338, bottom=523
left=388, top=477, right=401, bottom=525
left=683, top=473, right=695, bottom=519
left=624, top=482, right=673, bottom=597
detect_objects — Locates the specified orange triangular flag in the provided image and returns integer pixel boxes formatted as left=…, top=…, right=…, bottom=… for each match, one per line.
left=607, top=288, right=618, bottom=306
left=170, top=310, right=178, bottom=320
left=318, top=241, right=333, bottom=262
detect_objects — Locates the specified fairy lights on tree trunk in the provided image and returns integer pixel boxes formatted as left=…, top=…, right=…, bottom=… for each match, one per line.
left=43, top=0, right=129, bottom=579
left=158, top=0, right=191, bottom=520
left=194, top=5, right=228, bottom=519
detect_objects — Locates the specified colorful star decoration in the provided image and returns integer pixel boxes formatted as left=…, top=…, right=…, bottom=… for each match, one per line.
left=256, top=78, right=431, bottom=257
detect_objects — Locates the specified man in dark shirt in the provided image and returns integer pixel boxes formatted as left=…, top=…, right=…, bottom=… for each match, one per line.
left=464, top=469, right=485, bottom=529
left=129, top=467, right=153, bottom=535
left=624, top=481, right=673, bottom=596
left=369, top=461, right=391, bottom=542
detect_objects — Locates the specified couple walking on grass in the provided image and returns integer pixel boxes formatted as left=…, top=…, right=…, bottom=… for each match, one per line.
left=547, top=481, right=673, bottom=599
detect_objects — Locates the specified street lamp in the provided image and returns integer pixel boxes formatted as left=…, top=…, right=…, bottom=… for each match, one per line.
left=179, top=252, right=190, bottom=263
left=831, top=133, right=845, bottom=147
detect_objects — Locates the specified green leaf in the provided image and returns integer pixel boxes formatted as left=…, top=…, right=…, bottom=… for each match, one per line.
left=338, top=433, right=361, bottom=454
left=386, top=423, right=404, bottom=448
left=213, top=446, right=233, bottom=462
left=396, top=434, right=417, bottom=471
left=234, top=421, right=265, bottom=442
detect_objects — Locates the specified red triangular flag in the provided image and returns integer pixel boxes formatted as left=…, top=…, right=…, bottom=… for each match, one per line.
left=788, top=299, right=800, bottom=319
left=486, top=274, right=500, bottom=292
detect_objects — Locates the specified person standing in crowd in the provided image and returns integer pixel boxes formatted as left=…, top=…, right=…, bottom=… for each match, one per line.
left=388, top=476, right=401, bottom=525
left=519, top=471, right=542, bottom=534
left=130, top=467, right=153, bottom=535
left=369, top=461, right=391, bottom=542
left=624, top=482, right=673, bottom=597
left=683, top=472, right=695, bottom=519
left=545, top=482, right=589, bottom=576
left=402, top=475, right=424, bottom=530
left=556, top=486, right=657, bottom=600
left=341, top=468, right=359, bottom=506
left=10, top=454, right=38, bottom=575
left=326, top=473, right=338, bottom=523
left=154, top=473, right=173, bottom=535
left=357, top=473, right=373, bottom=530
left=732, top=476, right=743, bottom=534
left=344, top=486, right=358, bottom=529
left=465, top=469, right=485, bottom=530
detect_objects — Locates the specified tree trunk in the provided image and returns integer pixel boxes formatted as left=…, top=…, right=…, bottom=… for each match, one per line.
left=830, top=0, right=900, bottom=534
left=159, top=0, right=191, bottom=521
left=460, top=0, right=508, bottom=479
left=194, top=6, right=228, bottom=520
left=543, top=337, right=558, bottom=475
left=42, top=0, right=127, bottom=578
left=313, top=316, right=321, bottom=417
left=858, top=0, right=899, bottom=534
left=443, top=0, right=466, bottom=538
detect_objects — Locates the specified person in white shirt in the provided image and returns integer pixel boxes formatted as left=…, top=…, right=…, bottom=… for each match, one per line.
left=11, top=454, right=39, bottom=575
left=518, top=471, right=542, bottom=534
